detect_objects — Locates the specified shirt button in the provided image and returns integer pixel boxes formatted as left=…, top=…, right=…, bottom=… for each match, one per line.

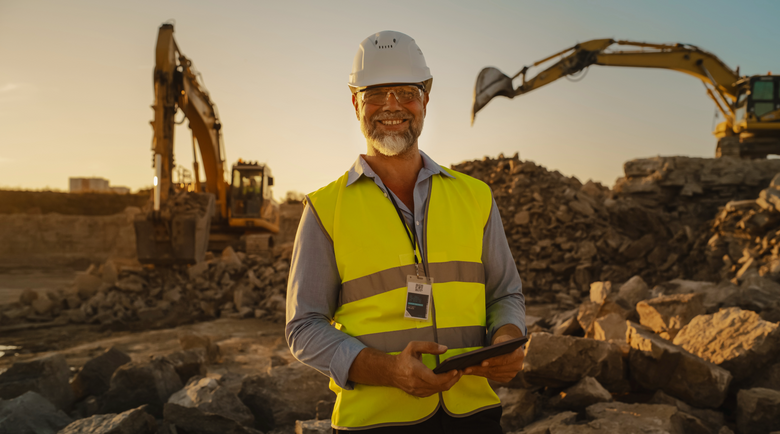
left=383, top=192, right=388, bottom=198
left=416, top=221, right=420, bottom=225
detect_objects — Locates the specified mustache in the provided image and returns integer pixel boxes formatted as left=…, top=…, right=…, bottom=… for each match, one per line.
left=371, top=111, right=413, bottom=122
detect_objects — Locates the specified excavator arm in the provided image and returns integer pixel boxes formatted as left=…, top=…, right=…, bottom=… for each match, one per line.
left=472, top=39, right=741, bottom=124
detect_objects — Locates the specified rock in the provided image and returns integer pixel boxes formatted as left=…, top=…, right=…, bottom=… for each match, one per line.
left=165, top=349, right=207, bottom=385
left=737, top=388, right=780, bottom=434
left=637, top=292, right=706, bottom=340
left=238, top=361, right=332, bottom=431
left=19, top=288, right=38, bottom=305
left=295, top=419, right=331, bottom=434
left=59, top=406, right=157, bottom=434
left=522, top=333, right=625, bottom=392
left=102, top=260, right=119, bottom=285
left=136, top=307, right=164, bottom=322
left=517, top=411, right=577, bottom=434
left=75, top=272, right=104, bottom=300
left=547, top=376, right=612, bottom=410
left=31, top=295, right=54, bottom=315
left=649, top=390, right=726, bottom=434
left=496, top=387, right=537, bottom=432
left=617, top=275, right=650, bottom=308
left=747, top=362, right=780, bottom=391
left=514, top=211, right=530, bottom=225
left=163, top=403, right=263, bottom=434
left=0, top=354, right=74, bottom=410
left=222, top=246, right=243, bottom=271
left=621, top=234, right=655, bottom=260
left=0, top=391, right=72, bottom=434
left=71, top=347, right=132, bottom=400
left=101, top=357, right=183, bottom=418
left=115, top=275, right=146, bottom=293
left=168, top=376, right=254, bottom=427
left=584, top=402, right=685, bottom=434
left=188, top=261, right=210, bottom=280
left=179, top=332, right=221, bottom=364
left=315, top=400, right=334, bottom=420
left=590, top=281, right=612, bottom=303
left=627, top=322, right=731, bottom=408
left=673, top=307, right=780, bottom=386
left=592, top=313, right=627, bottom=342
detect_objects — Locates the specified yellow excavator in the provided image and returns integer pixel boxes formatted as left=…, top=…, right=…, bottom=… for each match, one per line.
left=134, top=23, right=280, bottom=265
left=472, top=39, right=780, bottom=159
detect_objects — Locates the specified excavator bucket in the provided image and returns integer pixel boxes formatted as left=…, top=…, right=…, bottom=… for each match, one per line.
left=471, top=67, right=516, bottom=124
left=134, top=192, right=215, bottom=265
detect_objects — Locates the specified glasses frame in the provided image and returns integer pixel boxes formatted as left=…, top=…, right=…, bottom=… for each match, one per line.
left=358, top=84, right=425, bottom=106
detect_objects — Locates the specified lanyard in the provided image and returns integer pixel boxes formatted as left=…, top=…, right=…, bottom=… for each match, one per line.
left=386, top=189, right=422, bottom=277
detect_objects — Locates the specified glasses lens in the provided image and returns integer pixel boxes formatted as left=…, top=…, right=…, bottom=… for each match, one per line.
left=362, top=86, right=421, bottom=105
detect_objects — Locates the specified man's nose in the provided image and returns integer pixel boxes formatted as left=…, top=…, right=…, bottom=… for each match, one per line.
left=382, top=92, right=402, bottom=110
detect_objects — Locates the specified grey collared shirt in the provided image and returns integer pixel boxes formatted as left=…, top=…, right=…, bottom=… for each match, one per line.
left=285, top=151, right=525, bottom=389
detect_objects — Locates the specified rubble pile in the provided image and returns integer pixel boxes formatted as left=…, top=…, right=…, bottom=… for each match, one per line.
left=614, top=156, right=780, bottom=226
left=0, top=246, right=292, bottom=329
left=683, top=174, right=780, bottom=285
left=452, top=154, right=693, bottom=300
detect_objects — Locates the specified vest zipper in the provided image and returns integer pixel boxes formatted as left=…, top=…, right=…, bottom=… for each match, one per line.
left=423, top=180, right=447, bottom=407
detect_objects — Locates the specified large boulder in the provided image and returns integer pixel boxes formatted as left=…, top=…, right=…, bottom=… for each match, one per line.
left=616, top=275, right=650, bottom=308
left=58, top=406, right=157, bottom=434
left=0, top=354, right=74, bottom=410
left=547, top=376, right=613, bottom=410
left=163, top=403, right=262, bottom=434
left=517, top=411, right=577, bottom=434
left=736, top=388, right=780, bottom=434
left=100, top=356, right=183, bottom=418
left=496, top=387, right=538, bottom=432
left=627, top=322, right=731, bottom=408
left=71, top=347, right=131, bottom=400
left=0, top=391, right=72, bottom=434
left=168, top=376, right=254, bottom=427
left=238, top=361, right=332, bottom=431
left=522, top=333, right=625, bottom=392
left=673, top=307, right=780, bottom=386
left=164, top=348, right=208, bottom=385
left=648, top=390, right=726, bottom=434
left=637, top=292, right=706, bottom=340
left=584, top=402, right=686, bottom=434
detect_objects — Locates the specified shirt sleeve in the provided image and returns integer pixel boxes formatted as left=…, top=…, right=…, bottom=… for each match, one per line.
left=483, top=198, right=527, bottom=343
left=285, top=203, right=366, bottom=390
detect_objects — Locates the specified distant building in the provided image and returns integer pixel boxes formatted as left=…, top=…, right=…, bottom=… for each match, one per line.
left=69, top=177, right=130, bottom=194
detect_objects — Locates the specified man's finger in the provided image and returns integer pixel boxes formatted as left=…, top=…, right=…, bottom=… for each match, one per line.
left=406, top=341, right=448, bottom=357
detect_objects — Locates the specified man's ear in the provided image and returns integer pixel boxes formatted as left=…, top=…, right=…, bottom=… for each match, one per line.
left=352, top=94, right=360, bottom=120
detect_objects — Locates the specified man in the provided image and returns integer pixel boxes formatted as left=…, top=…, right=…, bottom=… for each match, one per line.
left=286, top=31, right=526, bottom=433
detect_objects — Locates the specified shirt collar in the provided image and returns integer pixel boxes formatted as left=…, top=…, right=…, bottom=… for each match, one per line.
left=346, top=150, right=454, bottom=187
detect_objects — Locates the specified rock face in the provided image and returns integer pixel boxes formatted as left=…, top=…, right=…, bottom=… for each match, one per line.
left=0, top=391, right=73, bottom=434
left=522, top=333, right=625, bottom=392
left=168, top=376, right=254, bottom=427
left=673, top=307, right=780, bottom=385
left=58, top=406, right=157, bottom=434
left=736, top=388, right=780, bottom=434
left=163, top=403, right=263, bottom=434
left=71, top=347, right=131, bottom=400
left=547, top=376, right=613, bottom=410
left=637, top=292, right=705, bottom=340
left=100, top=357, right=183, bottom=418
left=627, top=322, right=732, bottom=408
left=496, top=387, right=538, bottom=432
left=0, top=354, right=74, bottom=410
left=238, top=362, right=332, bottom=431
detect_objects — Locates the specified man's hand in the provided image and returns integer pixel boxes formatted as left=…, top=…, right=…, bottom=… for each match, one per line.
left=463, top=325, right=525, bottom=383
left=391, top=341, right=462, bottom=397
left=348, top=341, right=462, bottom=398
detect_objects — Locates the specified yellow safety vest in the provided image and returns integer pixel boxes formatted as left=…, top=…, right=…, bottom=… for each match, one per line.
left=307, top=166, right=501, bottom=430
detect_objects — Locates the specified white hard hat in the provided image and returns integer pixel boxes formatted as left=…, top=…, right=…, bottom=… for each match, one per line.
left=348, top=31, right=433, bottom=93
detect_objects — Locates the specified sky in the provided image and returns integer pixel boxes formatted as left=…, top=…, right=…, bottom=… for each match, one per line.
left=1, top=0, right=779, bottom=200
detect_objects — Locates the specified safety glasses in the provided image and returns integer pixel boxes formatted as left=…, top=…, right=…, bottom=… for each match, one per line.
left=360, top=85, right=424, bottom=105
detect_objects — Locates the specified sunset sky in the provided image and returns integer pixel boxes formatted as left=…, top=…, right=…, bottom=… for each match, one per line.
left=1, top=0, right=779, bottom=199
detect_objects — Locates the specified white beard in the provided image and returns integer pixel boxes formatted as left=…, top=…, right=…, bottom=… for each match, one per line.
left=361, top=108, right=424, bottom=157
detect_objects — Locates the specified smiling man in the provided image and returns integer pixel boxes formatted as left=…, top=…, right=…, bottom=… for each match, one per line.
left=286, top=31, right=526, bottom=433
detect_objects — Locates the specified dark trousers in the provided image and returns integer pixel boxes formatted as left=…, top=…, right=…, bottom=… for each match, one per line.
left=332, top=406, right=503, bottom=434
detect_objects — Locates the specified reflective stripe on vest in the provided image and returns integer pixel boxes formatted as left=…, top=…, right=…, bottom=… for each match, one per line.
left=307, top=166, right=500, bottom=430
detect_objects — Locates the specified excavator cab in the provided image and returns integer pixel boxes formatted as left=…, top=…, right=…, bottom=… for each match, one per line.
left=228, top=161, right=279, bottom=232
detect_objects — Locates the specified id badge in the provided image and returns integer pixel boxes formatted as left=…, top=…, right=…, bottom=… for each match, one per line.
left=405, top=275, right=433, bottom=320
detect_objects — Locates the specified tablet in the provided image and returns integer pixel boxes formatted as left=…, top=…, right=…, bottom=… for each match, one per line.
left=432, top=336, right=528, bottom=375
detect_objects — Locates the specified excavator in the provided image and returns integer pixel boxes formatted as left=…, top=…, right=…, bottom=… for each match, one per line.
left=134, top=23, right=280, bottom=265
left=471, top=39, right=780, bottom=159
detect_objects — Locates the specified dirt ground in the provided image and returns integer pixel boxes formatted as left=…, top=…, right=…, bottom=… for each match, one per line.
left=0, top=266, right=78, bottom=307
